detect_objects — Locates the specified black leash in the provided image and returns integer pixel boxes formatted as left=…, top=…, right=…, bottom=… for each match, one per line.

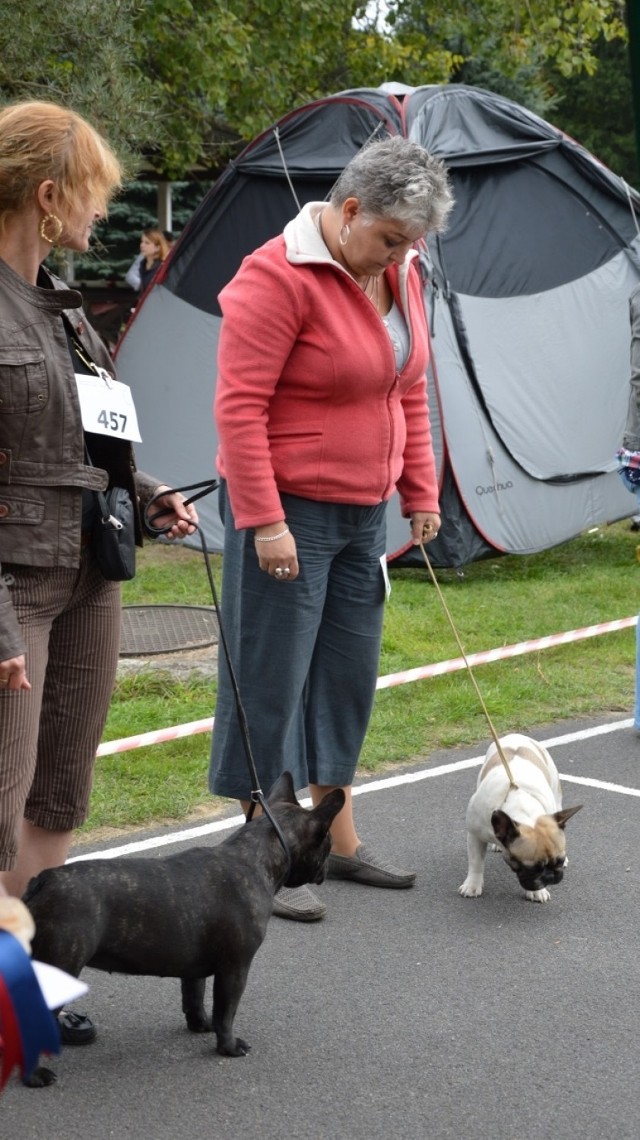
left=143, top=480, right=292, bottom=870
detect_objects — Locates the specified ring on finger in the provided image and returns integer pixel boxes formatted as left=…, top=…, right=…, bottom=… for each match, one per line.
left=275, top=567, right=284, bottom=577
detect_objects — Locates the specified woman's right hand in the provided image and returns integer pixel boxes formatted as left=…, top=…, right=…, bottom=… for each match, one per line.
left=254, top=527, right=299, bottom=581
left=0, top=654, right=30, bottom=691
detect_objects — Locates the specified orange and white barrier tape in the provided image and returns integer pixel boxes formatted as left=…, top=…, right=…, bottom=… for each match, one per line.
left=97, top=717, right=213, bottom=757
left=97, top=615, right=638, bottom=757
left=375, top=615, right=638, bottom=689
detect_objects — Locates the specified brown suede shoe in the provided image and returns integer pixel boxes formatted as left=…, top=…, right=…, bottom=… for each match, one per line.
left=327, top=844, right=416, bottom=888
left=272, top=885, right=327, bottom=921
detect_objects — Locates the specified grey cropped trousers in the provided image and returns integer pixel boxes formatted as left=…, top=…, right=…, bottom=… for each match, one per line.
left=209, top=483, right=387, bottom=801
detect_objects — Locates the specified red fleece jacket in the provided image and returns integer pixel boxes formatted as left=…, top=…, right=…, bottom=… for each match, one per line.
left=214, top=202, right=440, bottom=529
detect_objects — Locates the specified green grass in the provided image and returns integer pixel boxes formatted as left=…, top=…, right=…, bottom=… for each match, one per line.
left=81, top=521, right=640, bottom=838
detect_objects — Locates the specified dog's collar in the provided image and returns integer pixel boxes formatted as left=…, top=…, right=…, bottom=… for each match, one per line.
left=498, top=784, right=553, bottom=815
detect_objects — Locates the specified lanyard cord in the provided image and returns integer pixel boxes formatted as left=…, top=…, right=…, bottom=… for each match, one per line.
left=418, top=541, right=518, bottom=790
left=69, top=335, right=114, bottom=385
left=144, top=481, right=292, bottom=870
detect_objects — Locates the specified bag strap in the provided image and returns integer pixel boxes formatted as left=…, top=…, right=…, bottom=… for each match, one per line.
left=84, top=443, right=122, bottom=531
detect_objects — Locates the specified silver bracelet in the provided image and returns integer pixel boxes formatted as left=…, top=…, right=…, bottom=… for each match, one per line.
left=254, top=526, right=289, bottom=543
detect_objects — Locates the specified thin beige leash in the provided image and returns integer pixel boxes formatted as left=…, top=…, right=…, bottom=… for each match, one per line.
left=418, top=541, right=518, bottom=790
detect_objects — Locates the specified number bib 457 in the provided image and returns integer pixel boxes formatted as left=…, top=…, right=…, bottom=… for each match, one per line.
left=75, top=373, right=142, bottom=442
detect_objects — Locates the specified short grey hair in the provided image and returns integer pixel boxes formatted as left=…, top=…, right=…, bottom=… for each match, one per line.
left=330, top=135, right=454, bottom=234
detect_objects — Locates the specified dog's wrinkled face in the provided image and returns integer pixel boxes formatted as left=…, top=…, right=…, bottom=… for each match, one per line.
left=504, top=851, right=566, bottom=894
left=491, top=806, right=581, bottom=894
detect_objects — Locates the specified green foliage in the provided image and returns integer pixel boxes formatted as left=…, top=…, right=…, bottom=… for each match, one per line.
left=0, top=0, right=153, bottom=174
left=388, top=0, right=627, bottom=81
left=548, top=36, right=639, bottom=187
left=0, top=0, right=630, bottom=179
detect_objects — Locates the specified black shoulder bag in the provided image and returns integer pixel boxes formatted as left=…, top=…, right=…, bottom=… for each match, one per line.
left=84, top=445, right=136, bottom=582
left=68, top=324, right=136, bottom=583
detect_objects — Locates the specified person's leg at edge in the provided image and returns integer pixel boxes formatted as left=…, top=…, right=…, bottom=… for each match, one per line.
left=635, top=608, right=640, bottom=730
left=0, top=562, right=56, bottom=899
left=25, top=557, right=119, bottom=1043
left=304, top=505, right=415, bottom=888
left=304, top=502, right=386, bottom=857
left=0, top=822, right=72, bottom=898
left=214, top=488, right=333, bottom=922
left=3, top=560, right=120, bottom=899
left=309, top=784, right=358, bottom=853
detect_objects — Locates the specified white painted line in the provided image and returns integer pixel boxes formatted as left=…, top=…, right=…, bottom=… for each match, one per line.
left=558, top=774, right=640, bottom=797
left=68, top=717, right=638, bottom=863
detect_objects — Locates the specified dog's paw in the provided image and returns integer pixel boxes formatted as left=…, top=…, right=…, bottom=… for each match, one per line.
left=525, top=887, right=551, bottom=903
left=23, top=1065, right=57, bottom=1088
left=216, top=1036, right=251, bottom=1057
left=185, top=1014, right=213, bottom=1034
left=458, top=878, right=483, bottom=898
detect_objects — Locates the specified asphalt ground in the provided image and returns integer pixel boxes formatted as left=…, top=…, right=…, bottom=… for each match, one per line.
left=3, top=713, right=640, bottom=1140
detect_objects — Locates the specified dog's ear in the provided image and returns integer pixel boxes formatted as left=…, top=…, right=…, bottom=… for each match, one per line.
left=310, top=788, right=345, bottom=832
left=553, top=804, right=583, bottom=829
left=491, top=809, right=520, bottom=847
left=265, top=771, right=298, bottom=806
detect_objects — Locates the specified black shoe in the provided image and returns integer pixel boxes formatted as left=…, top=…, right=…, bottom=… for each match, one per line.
left=58, top=1011, right=97, bottom=1046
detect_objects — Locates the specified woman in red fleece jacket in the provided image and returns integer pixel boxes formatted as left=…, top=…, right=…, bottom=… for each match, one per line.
left=210, top=136, right=453, bottom=921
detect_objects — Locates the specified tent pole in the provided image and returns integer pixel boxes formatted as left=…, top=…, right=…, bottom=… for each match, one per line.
left=627, top=0, right=640, bottom=180
left=157, top=181, right=173, bottom=236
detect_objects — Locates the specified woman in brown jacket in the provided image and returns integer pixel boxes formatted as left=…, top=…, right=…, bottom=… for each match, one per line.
left=0, top=100, right=197, bottom=1042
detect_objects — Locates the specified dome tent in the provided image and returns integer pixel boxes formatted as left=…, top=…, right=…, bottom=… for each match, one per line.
left=115, top=83, right=640, bottom=568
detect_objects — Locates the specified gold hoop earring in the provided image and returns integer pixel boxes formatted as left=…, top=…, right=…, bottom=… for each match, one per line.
left=39, top=213, right=64, bottom=246
left=338, top=224, right=350, bottom=246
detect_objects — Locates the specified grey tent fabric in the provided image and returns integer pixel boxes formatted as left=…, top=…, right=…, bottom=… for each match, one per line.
left=116, top=83, right=640, bottom=569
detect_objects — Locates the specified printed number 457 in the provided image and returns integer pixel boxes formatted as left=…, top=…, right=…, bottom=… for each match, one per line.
left=98, top=409, right=127, bottom=433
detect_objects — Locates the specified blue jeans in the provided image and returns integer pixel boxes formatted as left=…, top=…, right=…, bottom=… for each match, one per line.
left=209, top=484, right=387, bottom=800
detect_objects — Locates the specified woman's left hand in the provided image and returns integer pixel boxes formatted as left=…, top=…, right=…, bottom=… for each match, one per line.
left=410, top=511, right=441, bottom=545
left=149, top=486, right=199, bottom=540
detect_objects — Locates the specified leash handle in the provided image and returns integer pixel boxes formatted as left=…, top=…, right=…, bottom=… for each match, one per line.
left=143, top=482, right=292, bottom=870
left=418, top=542, right=518, bottom=790
left=144, top=478, right=221, bottom=535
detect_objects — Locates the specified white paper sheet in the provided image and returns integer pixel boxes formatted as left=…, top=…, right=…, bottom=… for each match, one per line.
left=31, top=960, right=89, bottom=1010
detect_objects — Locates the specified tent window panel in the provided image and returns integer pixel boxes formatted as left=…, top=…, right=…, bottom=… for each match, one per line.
left=169, top=177, right=329, bottom=317
left=238, top=103, right=399, bottom=177
left=455, top=254, right=636, bottom=481
left=437, top=163, right=623, bottom=297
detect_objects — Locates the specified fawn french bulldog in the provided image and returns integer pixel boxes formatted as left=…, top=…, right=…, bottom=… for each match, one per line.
left=458, top=733, right=582, bottom=903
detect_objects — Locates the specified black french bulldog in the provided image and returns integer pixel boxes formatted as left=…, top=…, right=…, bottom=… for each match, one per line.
left=23, top=772, right=344, bottom=1086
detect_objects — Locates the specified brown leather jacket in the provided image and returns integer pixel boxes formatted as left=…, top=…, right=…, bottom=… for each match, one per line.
left=0, top=257, right=160, bottom=658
